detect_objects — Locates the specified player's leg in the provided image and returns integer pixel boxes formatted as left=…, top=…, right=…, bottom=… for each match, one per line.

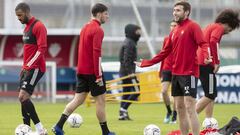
left=120, top=77, right=140, bottom=120
left=18, top=69, right=46, bottom=135
left=55, top=93, right=88, bottom=129
left=161, top=70, right=173, bottom=123
left=196, top=65, right=216, bottom=114
left=175, top=96, right=189, bottom=135
left=205, top=101, right=214, bottom=118
left=52, top=74, right=89, bottom=135
left=182, top=75, right=199, bottom=135
left=91, top=75, right=115, bottom=135
left=204, top=72, right=217, bottom=118
left=162, top=81, right=172, bottom=123
left=184, top=96, right=199, bottom=135
left=171, top=75, right=189, bottom=135
left=119, top=78, right=132, bottom=120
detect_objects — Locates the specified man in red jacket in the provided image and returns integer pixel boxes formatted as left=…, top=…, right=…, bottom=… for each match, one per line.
left=15, top=2, right=47, bottom=135
left=160, top=20, right=178, bottom=124
left=196, top=9, right=240, bottom=118
left=52, top=3, right=115, bottom=135
left=135, top=2, right=211, bottom=135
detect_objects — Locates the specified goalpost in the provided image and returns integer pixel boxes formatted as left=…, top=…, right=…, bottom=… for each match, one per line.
left=0, top=61, right=57, bottom=103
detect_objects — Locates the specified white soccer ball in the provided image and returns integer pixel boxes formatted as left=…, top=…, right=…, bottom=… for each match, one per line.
left=15, top=124, right=32, bottom=135
left=67, top=113, right=83, bottom=128
left=202, top=117, right=218, bottom=129
left=143, top=124, right=161, bottom=135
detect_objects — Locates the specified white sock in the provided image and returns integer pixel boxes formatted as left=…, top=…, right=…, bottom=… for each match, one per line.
left=120, top=108, right=127, bottom=112
left=35, top=122, right=44, bottom=132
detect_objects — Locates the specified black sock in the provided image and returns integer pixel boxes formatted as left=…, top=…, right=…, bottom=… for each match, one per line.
left=166, top=105, right=172, bottom=114
left=21, top=103, right=31, bottom=126
left=22, top=99, right=40, bottom=124
left=173, top=110, right=177, bottom=117
left=100, top=122, right=110, bottom=135
left=56, top=114, right=69, bottom=129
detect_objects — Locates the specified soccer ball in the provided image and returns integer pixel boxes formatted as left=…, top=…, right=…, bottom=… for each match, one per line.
left=143, top=124, right=161, bottom=135
left=67, top=113, right=83, bottom=128
left=202, top=117, right=218, bottom=129
left=15, top=124, right=32, bottom=135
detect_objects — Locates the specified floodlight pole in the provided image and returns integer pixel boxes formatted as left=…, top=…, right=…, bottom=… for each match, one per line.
left=130, top=0, right=156, bottom=57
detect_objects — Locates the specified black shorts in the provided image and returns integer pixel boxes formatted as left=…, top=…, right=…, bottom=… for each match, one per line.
left=199, top=65, right=217, bottom=100
left=171, top=75, right=198, bottom=98
left=19, top=69, right=44, bottom=95
left=76, top=74, right=106, bottom=97
left=161, top=70, right=172, bottom=82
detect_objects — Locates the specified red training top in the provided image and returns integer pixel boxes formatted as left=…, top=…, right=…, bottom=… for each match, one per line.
left=22, top=17, right=47, bottom=72
left=77, top=19, right=104, bottom=79
left=197, top=23, right=224, bottom=66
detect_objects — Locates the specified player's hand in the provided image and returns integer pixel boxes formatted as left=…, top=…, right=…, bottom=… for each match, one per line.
left=213, top=64, right=220, bottom=73
left=95, top=77, right=104, bottom=86
left=204, top=56, right=213, bottom=64
left=134, top=59, right=143, bottom=67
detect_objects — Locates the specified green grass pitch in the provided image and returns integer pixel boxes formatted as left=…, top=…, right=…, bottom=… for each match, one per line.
left=0, top=102, right=239, bottom=135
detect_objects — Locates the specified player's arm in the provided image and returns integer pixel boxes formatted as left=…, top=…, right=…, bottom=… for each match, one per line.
left=192, top=23, right=211, bottom=64
left=209, top=28, right=224, bottom=73
left=136, top=37, right=172, bottom=67
left=26, top=22, right=47, bottom=69
left=93, top=28, right=104, bottom=80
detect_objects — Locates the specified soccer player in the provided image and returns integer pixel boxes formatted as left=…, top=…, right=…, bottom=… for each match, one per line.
left=196, top=9, right=240, bottom=118
left=15, top=2, right=48, bottom=135
left=160, top=20, right=178, bottom=124
left=135, top=2, right=211, bottom=135
left=52, top=3, right=115, bottom=135
left=118, top=24, right=141, bottom=120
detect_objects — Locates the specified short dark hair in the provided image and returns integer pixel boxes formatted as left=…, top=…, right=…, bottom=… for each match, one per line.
left=15, top=2, right=30, bottom=12
left=215, top=9, right=240, bottom=30
left=91, top=3, right=108, bottom=17
left=174, top=1, right=191, bottom=16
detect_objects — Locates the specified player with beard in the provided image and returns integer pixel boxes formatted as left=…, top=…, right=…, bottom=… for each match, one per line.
left=15, top=2, right=48, bottom=135
left=52, top=3, right=115, bottom=135
left=135, top=2, right=211, bottom=135
left=196, top=9, right=240, bottom=118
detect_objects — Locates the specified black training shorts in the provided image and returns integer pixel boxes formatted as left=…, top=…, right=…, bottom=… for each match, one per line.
left=171, top=75, right=198, bottom=98
left=76, top=74, right=106, bottom=97
left=199, top=65, right=217, bottom=100
left=19, top=69, right=44, bottom=95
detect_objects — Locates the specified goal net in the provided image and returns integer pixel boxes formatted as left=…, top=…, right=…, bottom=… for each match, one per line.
left=0, top=61, right=56, bottom=103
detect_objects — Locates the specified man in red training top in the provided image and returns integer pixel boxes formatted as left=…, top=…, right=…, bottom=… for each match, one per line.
left=15, top=2, right=48, bottom=135
left=52, top=3, right=115, bottom=135
left=135, top=2, right=211, bottom=135
left=160, top=20, right=178, bottom=124
left=196, top=9, right=240, bottom=119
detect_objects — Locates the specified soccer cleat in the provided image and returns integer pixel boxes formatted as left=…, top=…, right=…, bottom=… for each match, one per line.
left=119, top=111, right=132, bottom=121
left=163, top=112, right=171, bottom=123
left=52, top=125, right=64, bottom=135
left=170, top=111, right=177, bottom=124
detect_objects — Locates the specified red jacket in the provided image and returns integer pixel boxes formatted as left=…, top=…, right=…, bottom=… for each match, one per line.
left=141, top=19, right=209, bottom=77
left=77, top=19, right=104, bottom=79
left=23, top=17, right=47, bottom=72
left=197, top=23, right=224, bottom=66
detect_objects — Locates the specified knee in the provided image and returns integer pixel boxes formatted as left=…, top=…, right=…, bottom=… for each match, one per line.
left=18, top=94, right=28, bottom=103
